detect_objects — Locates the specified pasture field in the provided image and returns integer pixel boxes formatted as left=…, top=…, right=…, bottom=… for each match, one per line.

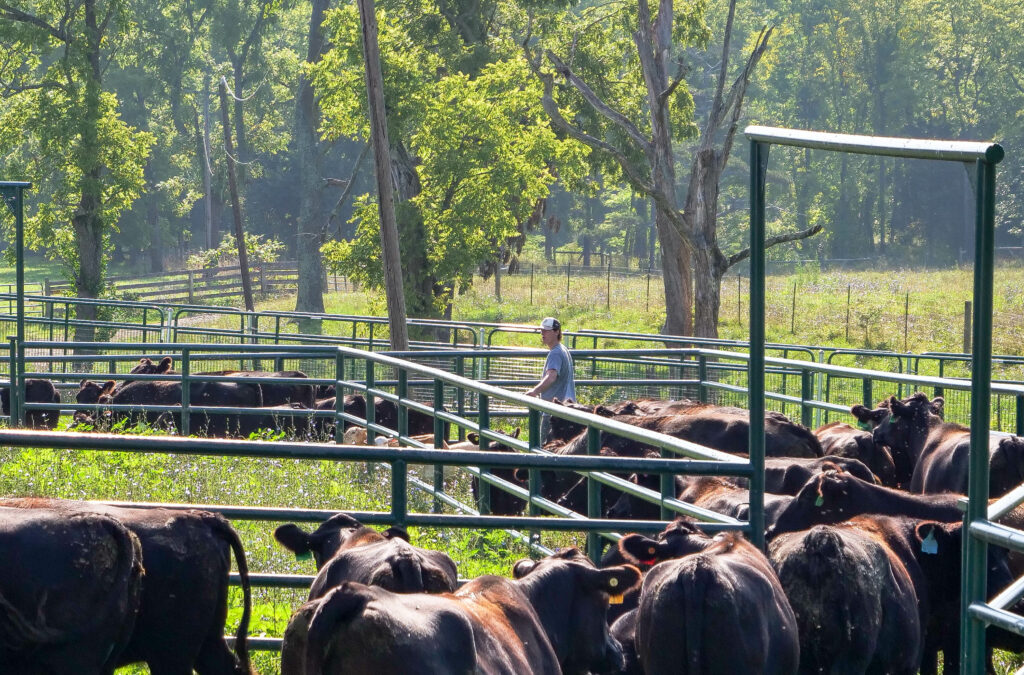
left=247, top=262, right=1024, bottom=357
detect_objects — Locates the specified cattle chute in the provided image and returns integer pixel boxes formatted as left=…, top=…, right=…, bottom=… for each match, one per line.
left=744, top=125, right=1004, bottom=675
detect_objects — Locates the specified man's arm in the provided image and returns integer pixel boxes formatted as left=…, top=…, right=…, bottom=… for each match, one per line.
left=526, top=369, right=558, bottom=397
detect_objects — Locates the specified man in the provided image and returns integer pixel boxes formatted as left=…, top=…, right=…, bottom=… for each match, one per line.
left=526, top=317, right=576, bottom=442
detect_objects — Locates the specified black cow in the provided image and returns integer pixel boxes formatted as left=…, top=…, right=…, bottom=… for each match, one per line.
left=769, top=524, right=921, bottom=673
left=815, top=420, right=898, bottom=487
left=835, top=514, right=1010, bottom=674
left=0, top=506, right=144, bottom=674
left=447, top=430, right=529, bottom=516
left=1, top=377, right=62, bottom=429
left=76, top=377, right=264, bottom=436
left=291, top=548, right=640, bottom=675
left=634, top=531, right=800, bottom=674
left=861, top=393, right=1024, bottom=497
left=0, top=497, right=254, bottom=674
left=133, top=356, right=316, bottom=408
left=766, top=469, right=964, bottom=538
left=274, top=513, right=458, bottom=600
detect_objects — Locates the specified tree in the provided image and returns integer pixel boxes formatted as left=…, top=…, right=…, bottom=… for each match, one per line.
left=315, top=3, right=587, bottom=320
left=0, top=0, right=152, bottom=338
left=530, top=0, right=821, bottom=337
left=293, top=0, right=331, bottom=317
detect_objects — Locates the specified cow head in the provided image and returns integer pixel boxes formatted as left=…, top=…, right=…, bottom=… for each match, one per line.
left=766, top=469, right=854, bottom=539
left=913, top=520, right=1013, bottom=602
left=130, top=356, right=174, bottom=375
left=512, top=547, right=640, bottom=674
left=617, top=518, right=715, bottom=567
left=275, top=513, right=368, bottom=569
left=76, top=379, right=116, bottom=405
left=990, top=436, right=1024, bottom=497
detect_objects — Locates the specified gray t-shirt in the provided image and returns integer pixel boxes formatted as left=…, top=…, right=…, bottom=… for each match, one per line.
left=541, top=342, right=576, bottom=402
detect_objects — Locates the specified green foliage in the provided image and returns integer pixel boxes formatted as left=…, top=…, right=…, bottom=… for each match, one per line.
left=315, top=5, right=588, bottom=309
left=186, top=233, right=286, bottom=269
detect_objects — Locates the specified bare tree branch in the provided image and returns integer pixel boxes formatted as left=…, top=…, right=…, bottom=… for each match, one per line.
left=0, top=2, right=68, bottom=42
left=545, top=50, right=653, bottom=155
left=726, top=223, right=823, bottom=268
left=718, top=25, right=773, bottom=163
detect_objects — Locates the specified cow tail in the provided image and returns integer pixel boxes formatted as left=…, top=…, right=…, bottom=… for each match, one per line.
left=305, top=585, right=370, bottom=675
left=96, top=515, right=145, bottom=672
left=208, top=515, right=253, bottom=675
left=683, top=559, right=712, bottom=674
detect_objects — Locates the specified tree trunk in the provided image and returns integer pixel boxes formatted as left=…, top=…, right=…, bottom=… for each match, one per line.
left=657, top=210, right=692, bottom=336
left=294, top=0, right=330, bottom=317
left=218, top=78, right=256, bottom=312
left=358, top=0, right=409, bottom=349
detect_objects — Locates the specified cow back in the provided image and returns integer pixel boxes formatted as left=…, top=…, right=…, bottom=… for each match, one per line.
left=0, top=507, right=144, bottom=673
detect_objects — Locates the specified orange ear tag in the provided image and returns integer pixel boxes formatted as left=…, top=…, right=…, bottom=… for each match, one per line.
left=609, top=594, right=624, bottom=605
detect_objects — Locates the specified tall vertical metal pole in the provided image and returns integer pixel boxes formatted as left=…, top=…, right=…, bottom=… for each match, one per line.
left=0, top=182, right=30, bottom=426
left=748, top=142, right=768, bottom=551
left=961, top=158, right=997, bottom=675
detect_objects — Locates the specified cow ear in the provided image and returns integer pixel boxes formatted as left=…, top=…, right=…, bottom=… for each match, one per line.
left=889, top=396, right=910, bottom=417
left=468, top=432, right=479, bottom=444
left=512, top=427, right=521, bottom=439
left=582, top=564, right=642, bottom=595
left=930, top=397, right=945, bottom=416
left=101, top=380, right=117, bottom=396
left=138, top=358, right=152, bottom=366
left=157, top=357, right=174, bottom=373
left=274, top=523, right=312, bottom=556
left=512, top=559, right=539, bottom=579
left=594, top=405, right=616, bottom=417
left=915, top=522, right=955, bottom=555
left=618, top=534, right=661, bottom=565
left=383, top=526, right=410, bottom=542
left=79, top=379, right=91, bottom=389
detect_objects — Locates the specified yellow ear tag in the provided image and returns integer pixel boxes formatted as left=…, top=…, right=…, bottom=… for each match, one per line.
left=609, top=594, right=624, bottom=605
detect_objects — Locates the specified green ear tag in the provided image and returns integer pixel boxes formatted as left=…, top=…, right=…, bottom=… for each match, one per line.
left=920, top=530, right=938, bottom=555
left=296, top=551, right=313, bottom=561
left=856, top=420, right=872, bottom=431
left=815, top=495, right=824, bottom=507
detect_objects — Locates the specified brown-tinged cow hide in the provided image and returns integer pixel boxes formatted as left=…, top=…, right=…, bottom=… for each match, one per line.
left=862, top=393, right=1024, bottom=497
left=766, top=469, right=964, bottom=539
left=815, top=420, right=898, bottom=487
left=289, top=548, right=639, bottom=675
left=0, top=506, right=144, bottom=674
left=835, top=515, right=1012, bottom=675
left=274, top=512, right=458, bottom=599
left=76, top=377, right=264, bottom=436
left=769, top=524, right=921, bottom=674
left=1, top=377, right=62, bottom=429
left=0, top=497, right=254, bottom=675
left=634, top=531, right=800, bottom=675
left=132, top=356, right=316, bottom=408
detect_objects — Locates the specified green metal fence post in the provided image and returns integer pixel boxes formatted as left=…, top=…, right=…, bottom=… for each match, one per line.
left=392, top=459, right=408, bottom=530
left=962, top=155, right=1000, bottom=675
left=397, top=368, right=409, bottom=438
left=698, top=355, right=708, bottom=403
left=432, top=378, right=445, bottom=513
left=748, top=138, right=769, bottom=552
left=7, top=338, right=20, bottom=426
left=862, top=379, right=873, bottom=409
left=800, top=368, right=813, bottom=428
left=365, top=359, right=376, bottom=445
left=587, top=425, right=602, bottom=562
left=180, top=348, right=191, bottom=436
left=1016, top=395, right=1024, bottom=438
left=334, top=351, right=345, bottom=444
left=456, top=356, right=466, bottom=441
left=478, top=394, right=491, bottom=514
left=529, top=408, right=542, bottom=554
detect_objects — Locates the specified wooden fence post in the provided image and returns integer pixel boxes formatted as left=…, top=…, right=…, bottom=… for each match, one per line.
left=187, top=271, right=195, bottom=304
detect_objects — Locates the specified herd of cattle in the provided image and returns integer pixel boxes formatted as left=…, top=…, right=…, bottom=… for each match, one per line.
left=3, top=356, right=1024, bottom=672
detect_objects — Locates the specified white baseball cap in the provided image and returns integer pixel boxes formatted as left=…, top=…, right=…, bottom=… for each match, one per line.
left=540, top=317, right=561, bottom=331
